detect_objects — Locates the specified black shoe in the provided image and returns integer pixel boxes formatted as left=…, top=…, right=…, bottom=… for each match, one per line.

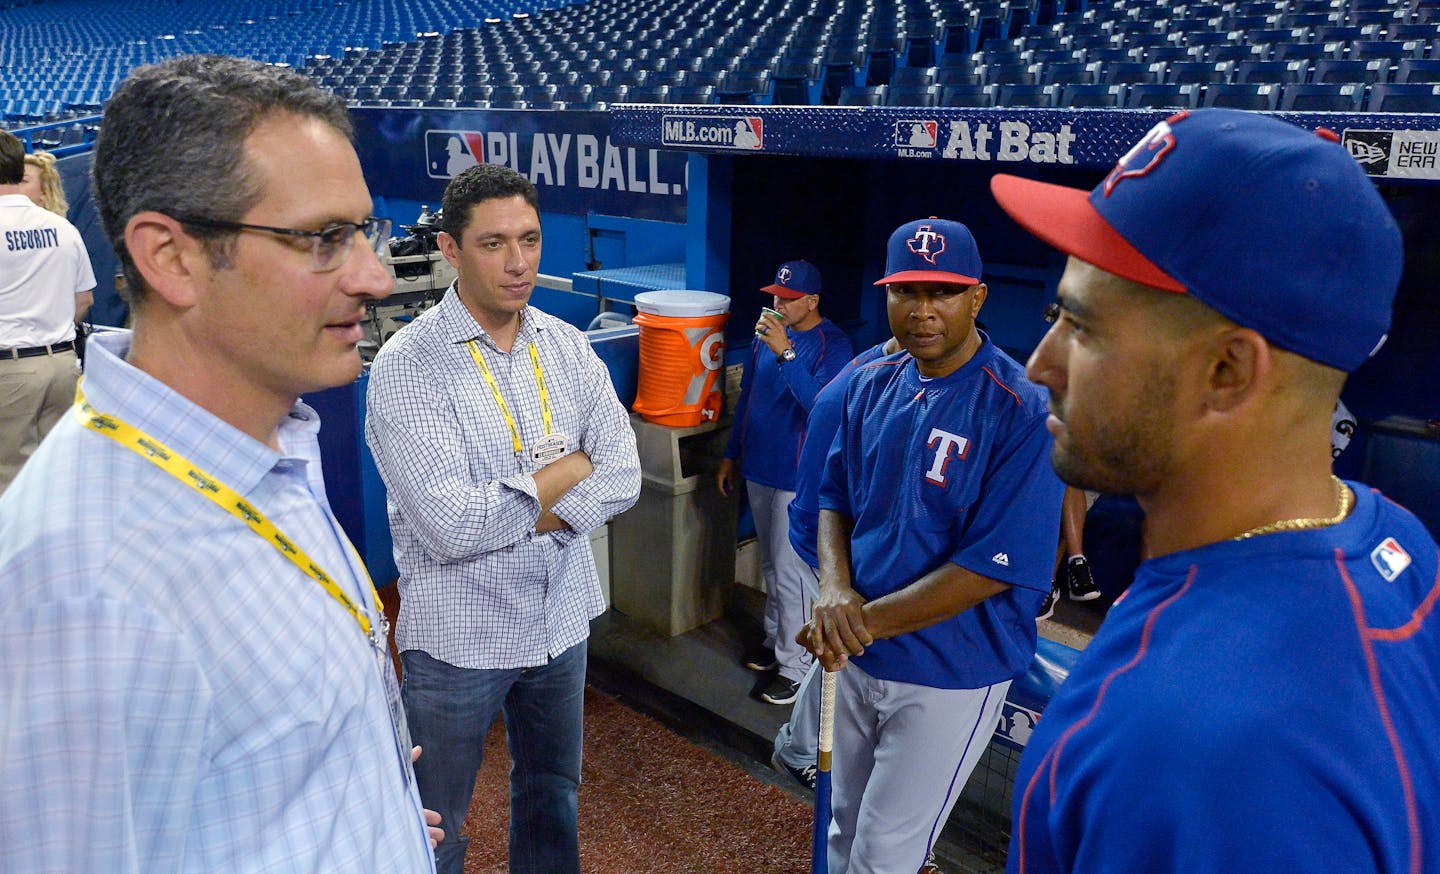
left=1067, top=556, right=1101, bottom=602
left=760, top=674, right=801, bottom=705
left=770, top=750, right=817, bottom=791
left=743, top=643, right=777, bottom=672
left=1037, top=585, right=1059, bottom=621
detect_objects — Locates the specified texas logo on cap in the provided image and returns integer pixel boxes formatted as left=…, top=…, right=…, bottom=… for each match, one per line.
left=907, top=224, right=947, bottom=265
left=761, top=259, right=822, bottom=299
left=875, top=217, right=983, bottom=286
left=1103, top=116, right=1179, bottom=196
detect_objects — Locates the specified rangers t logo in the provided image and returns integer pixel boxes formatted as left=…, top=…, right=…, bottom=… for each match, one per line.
left=907, top=225, right=947, bottom=265
left=1103, top=110, right=1186, bottom=196
left=776, top=265, right=792, bottom=285
left=924, top=427, right=969, bottom=485
left=1371, top=537, right=1411, bottom=581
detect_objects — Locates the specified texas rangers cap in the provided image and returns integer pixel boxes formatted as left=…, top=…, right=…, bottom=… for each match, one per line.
left=990, top=108, right=1403, bottom=373
left=761, top=260, right=822, bottom=299
left=873, top=217, right=983, bottom=286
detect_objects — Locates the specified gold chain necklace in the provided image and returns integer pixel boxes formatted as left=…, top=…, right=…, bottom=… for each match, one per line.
left=1232, top=475, right=1352, bottom=540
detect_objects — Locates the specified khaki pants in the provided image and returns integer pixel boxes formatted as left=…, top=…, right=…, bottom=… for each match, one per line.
left=0, top=349, right=78, bottom=494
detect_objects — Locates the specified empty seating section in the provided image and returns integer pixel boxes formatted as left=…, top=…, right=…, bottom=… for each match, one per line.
left=3, top=0, right=1440, bottom=124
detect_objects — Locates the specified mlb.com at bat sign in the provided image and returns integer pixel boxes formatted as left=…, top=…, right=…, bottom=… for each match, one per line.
left=660, top=115, right=764, bottom=151
left=351, top=109, right=688, bottom=223
left=939, top=120, right=1078, bottom=165
left=1342, top=129, right=1440, bottom=180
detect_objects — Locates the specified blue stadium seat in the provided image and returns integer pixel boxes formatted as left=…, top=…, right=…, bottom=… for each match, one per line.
left=1280, top=83, right=1365, bottom=111
left=1367, top=82, right=1440, bottom=112
left=1235, top=59, right=1308, bottom=84
left=770, top=74, right=811, bottom=106
left=997, top=83, right=1058, bottom=107
left=1039, top=61, right=1097, bottom=86
left=1397, top=58, right=1440, bottom=84
left=837, top=84, right=886, bottom=106
left=1202, top=82, right=1280, bottom=109
left=1060, top=83, right=1124, bottom=108
left=938, top=83, right=996, bottom=107
left=665, top=85, right=715, bottom=104
left=1313, top=59, right=1390, bottom=85
left=885, top=84, right=938, bottom=106
left=982, top=62, right=1036, bottom=86
left=1271, top=41, right=1347, bottom=63
left=1126, top=83, right=1200, bottom=109
left=892, top=66, right=936, bottom=88
left=1167, top=60, right=1234, bottom=85
left=1101, top=61, right=1164, bottom=85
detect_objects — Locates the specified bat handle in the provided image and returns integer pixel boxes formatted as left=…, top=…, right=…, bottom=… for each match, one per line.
left=817, top=669, right=837, bottom=771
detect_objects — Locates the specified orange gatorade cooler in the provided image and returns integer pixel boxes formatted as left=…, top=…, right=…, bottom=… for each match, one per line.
left=631, top=290, right=730, bottom=427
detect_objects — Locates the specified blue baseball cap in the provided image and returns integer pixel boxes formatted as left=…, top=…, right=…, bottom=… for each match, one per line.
left=874, top=217, right=983, bottom=286
left=991, top=109, right=1403, bottom=373
left=762, top=259, right=823, bottom=299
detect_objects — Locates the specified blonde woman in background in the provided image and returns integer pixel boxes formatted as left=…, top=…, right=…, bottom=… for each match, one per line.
left=19, top=150, right=67, bottom=217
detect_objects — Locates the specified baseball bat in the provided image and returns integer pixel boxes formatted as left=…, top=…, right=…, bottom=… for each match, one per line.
left=811, top=668, right=837, bottom=874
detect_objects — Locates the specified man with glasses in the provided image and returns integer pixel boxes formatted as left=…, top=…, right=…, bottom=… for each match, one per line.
left=364, top=163, right=640, bottom=874
left=718, top=259, right=852, bottom=706
left=0, top=55, right=440, bottom=870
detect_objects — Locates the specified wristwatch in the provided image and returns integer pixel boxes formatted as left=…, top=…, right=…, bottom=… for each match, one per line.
left=777, top=347, right=797, bottom=364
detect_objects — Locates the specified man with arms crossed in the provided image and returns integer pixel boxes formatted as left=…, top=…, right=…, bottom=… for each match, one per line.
left=366, top=164, right=640, bottom=874
left=0, top=55, right=439, bottom=871
left=806, top=218, right=1065, bottom=873
left=993, top=108, right=1440, bottom=872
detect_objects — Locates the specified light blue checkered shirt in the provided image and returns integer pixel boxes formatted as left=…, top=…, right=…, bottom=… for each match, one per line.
left=365, top=288, right=640, bottom=669
left=0, top=332, right=436, bottom=873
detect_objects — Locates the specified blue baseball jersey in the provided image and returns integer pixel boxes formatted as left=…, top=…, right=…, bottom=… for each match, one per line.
left=818, top=333, right=1064, bottom=689
left=1009, top=484, right=1440, bottom=874
left=787, top=341, right=892, bottom=570
left=724, top=318, right=853, bottom=491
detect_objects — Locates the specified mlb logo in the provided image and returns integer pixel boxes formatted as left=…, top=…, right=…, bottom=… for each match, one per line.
left=1371, top=537, right=1411, bottom=582
left=733, top=117, right=763, bottom=150
left=894, top=120, right=938, bottom=149
left=426, top=130, right=486, bottom=179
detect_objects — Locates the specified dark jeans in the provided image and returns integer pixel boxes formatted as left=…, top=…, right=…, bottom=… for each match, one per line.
left=400, top=642, right=587, bottom=874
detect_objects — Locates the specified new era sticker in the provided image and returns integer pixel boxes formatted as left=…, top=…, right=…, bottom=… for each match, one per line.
left=1343, top=129, right=1440, bottom=180
left=1371, top=537, right=1412, bottom=582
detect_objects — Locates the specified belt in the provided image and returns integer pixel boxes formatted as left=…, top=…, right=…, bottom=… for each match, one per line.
left=0, top=340, right=75, bottom=360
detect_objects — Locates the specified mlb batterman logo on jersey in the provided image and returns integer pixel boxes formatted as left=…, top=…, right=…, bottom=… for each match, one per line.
left=1371, top=537, right=1412, bottom=581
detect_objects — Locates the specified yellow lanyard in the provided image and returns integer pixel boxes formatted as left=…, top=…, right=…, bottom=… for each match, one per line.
left=464, top=338, right=554, bottom=455
left=73, top=388, right=386, bottom=645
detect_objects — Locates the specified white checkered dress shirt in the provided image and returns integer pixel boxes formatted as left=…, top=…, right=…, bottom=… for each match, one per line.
left=365, top=287, right=640, bottom=669
left=0, top=332, right=435, bottom=873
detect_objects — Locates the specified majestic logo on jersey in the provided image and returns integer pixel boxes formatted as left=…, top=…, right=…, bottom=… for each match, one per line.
left=1371, top=537, right=1411, bottom=582
left=1102, top=111, right=1186, bottom=196
left=907, top=225, right=947, bottom=265
left=991, top=552, right=1010, bottom=566
left=924, top=427, right=969, bottom=485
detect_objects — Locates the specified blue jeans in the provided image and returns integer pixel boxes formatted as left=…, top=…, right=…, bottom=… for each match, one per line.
left=400, top=642, right=587, bottom=874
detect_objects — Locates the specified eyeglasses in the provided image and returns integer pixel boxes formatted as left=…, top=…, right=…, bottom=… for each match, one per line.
left=173, top=215, right=392, bottom=273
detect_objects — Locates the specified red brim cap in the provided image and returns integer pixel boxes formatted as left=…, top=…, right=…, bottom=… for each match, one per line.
left=989, top=175, right=1185, bottom=294
left=760, top=284, right=809, bottom=299
left=873, top=269, right=980, bottom=286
